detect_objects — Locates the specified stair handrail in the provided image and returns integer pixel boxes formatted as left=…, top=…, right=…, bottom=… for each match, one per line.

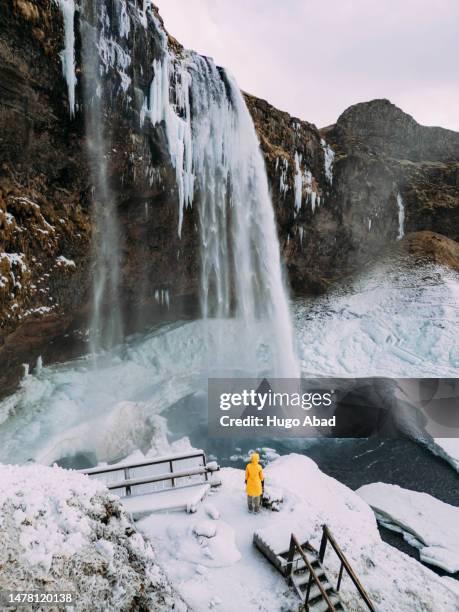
left=287, top=533, right=337, bottom=611
left=319, top=525, right=375, bottom=612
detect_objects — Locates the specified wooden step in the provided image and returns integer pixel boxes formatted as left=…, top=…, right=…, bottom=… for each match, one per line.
left=291, top=558, right=324, bottom=574
left=308, top=593, right=342, bottom=612
left=293, top=576, right=333, bottom=595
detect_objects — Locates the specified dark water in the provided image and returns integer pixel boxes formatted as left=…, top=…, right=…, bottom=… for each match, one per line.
left=166, top=392, right=459, bottom=580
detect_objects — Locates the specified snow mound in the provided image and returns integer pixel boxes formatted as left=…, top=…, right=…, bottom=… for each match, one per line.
left=358, top=482, right=459, bottom=573
left=0, top=464, right=185, bottom=611
left=193, top=521, right=217, bottom=538
left=205, top=503, right=220, bottom=520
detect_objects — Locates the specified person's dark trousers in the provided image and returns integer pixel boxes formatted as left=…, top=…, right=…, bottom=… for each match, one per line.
left=247, top=495, right=261, bottom=513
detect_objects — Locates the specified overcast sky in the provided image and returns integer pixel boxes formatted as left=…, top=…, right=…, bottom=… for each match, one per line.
left=154, top=0, right=459, bottom=131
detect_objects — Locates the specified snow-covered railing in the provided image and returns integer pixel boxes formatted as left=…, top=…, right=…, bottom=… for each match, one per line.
left=81, top=450, right=219, bottom=498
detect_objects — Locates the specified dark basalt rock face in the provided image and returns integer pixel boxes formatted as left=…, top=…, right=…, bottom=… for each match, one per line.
left=326, top=99, right=459, bottom=246
left=0, top=0, right=198, bottom=396
left=334, top=98, right=459, bottom=162
left=247, top=95, right=459, bottom=295
left=0, top=2, right=458, bottom=396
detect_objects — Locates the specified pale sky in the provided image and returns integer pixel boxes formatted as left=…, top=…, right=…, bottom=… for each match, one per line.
left=154, top=0, right=459, bottom=131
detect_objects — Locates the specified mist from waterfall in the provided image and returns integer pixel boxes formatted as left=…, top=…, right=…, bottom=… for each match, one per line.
left=80, top=5, right=123, bottom=354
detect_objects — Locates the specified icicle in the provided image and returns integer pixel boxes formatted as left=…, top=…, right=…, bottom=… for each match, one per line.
left=397, top=193, right=405, bottom=240
left=279, top=158, right=289, bottom=196
left=147, top=57, right=194, bottom=237
left=310, top=191, right=316, bottom=213
left=119, top=0, right=130, bottom=38
left=57, top=0, right=77, bottom=117
left=321, top=138, right=335, bottom=185
left=294, top=152, right=303, bottom=215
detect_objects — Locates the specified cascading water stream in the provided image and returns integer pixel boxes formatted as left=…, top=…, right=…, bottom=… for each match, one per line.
left=80, top=3, right=123, bottom=354
left=190, top=57, right=299, bottom=376
left=145, top=25, right=299, bottom=377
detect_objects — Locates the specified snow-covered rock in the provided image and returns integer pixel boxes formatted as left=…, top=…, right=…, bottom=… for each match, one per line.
left=205, top=503, right=220, bottom=520
left=140, top=454, right=458, bottom=611
left=193, top=521, right=217, bottom=539
left=0, top=463, right=185, bottom=611
left=358, top=482, right=459, bottom=573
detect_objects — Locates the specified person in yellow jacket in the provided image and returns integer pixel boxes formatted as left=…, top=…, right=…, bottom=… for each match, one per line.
left=245, top=452, right=264, bottom=513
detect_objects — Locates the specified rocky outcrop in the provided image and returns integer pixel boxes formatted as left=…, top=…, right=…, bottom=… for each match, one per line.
left=248, top=95, right=459, bottom=294
left=402, top=231, right=459, bottom=272
left=326, top=99, right=459, bottom=247
left=0, top=2, right=458, bottom=396
left=334, top=99, right=459, bottom=162
left=0, top=0, right=92, bottom=395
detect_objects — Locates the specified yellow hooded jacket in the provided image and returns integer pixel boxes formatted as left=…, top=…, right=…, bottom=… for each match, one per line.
left=245, top=453, right=264, bottom=497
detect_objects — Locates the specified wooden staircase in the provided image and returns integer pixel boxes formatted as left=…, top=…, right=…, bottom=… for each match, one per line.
left=283, top=535, right=346, bottom=611
left=254, top=525, right=375, bottom=612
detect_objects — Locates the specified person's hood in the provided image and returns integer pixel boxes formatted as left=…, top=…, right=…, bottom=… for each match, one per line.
left=251, top=452, right=259, bottom=464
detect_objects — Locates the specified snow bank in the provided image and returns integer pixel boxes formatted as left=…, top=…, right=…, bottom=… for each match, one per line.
left=140, top=454, right=458, bottom=611
left=358, top=482, right=459, bottom=573
left=0, top=463, right=184, bottom=611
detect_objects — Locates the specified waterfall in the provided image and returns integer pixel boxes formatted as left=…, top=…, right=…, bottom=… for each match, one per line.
left=75, top=3, right=297, bottom=375
left=80, top=4, right=123, bottom=354
left=397, top=192, right=405, bottom=240
left=189, top=57, right=299, bottom=376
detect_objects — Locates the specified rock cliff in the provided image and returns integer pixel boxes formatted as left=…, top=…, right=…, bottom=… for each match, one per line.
left=0, top=1, right=458, bottom=395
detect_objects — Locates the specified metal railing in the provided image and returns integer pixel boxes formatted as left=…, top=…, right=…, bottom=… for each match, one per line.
left=80, top=450, right=216, bottom=498
left=319, top=525, right=375, bottom=611
left=286, top=533, right=337, bottom=611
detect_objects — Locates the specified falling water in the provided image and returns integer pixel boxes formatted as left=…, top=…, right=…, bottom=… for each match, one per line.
left=80, top=4, right=123, bottom=354
left=189, top=57, right=299, bottom=376
left=138, top=10, right=299, bottom=377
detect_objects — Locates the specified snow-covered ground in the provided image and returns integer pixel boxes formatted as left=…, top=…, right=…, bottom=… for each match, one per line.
left=0, top=463, right=184, bottom=611
left=139, top=454, right=458, bottom=611
left=358, top=482, right=459, bottom=574
left=294, top=261, right=458, bottom=378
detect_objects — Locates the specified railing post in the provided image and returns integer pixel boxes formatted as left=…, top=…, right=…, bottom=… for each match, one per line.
left=319, top=524, right=328, bottom=563
left=170, top=460, right=175, bottom=487
left=286, top=535, right=296, bottom=578
left=305, top=572, right=313, bottom=608
left=124, top=467, right=131, bottom=497
left=337, top=562, right=344, bottom=592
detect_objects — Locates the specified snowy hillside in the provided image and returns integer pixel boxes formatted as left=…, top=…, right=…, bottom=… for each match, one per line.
left=0, top=464, right=185, bottom=611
